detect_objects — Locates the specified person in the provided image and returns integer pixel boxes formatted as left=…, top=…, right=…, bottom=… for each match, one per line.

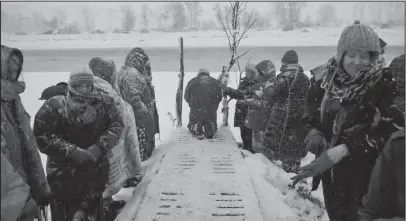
left=389, top=54, right=405, bottom=113
left=254, top=50, right=310, bottom=173
left=39, top=82, right=68, bottom=100
left=33, top=67, right=124, bottom=221
left=89, top=56, right=145, bottom=191
left=223, top=64, right=262, bottom=151
left=358, top=129, right=405, bottom=221
left=1, top=45, right=51, bottom=220
left=292, top=21, right=404, bottom=221
left=124, top=47, right=159, bottom=154
left=247, top=60, right=276, bottom=153
left=1, top=149, right=36, bottom=221
left=184, top=68, right=223, bottom=140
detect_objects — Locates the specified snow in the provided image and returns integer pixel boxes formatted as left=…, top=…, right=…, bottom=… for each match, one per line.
left=2, top=27, right=404, bottom=50
left=21, top=70, right=325, bottom=220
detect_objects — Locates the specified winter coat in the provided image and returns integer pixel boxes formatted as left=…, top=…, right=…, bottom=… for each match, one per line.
left=184, top=72, right=223, bottom=125
left=244, top=74, right=273, bottom=132
left=1, top=151, right=31, bottom=221
left=358, top=129, right=405, bottom=221
left=116, top=66, right=155, bottom=143
left=224, top=76, right=260, bottom=127
left=262, top=65, right=310, bottom=160
left=302, top=58, right=404, bottom=221
left=389, top=54, right=405, bottom=113
left=33, top=89, right=124, bottom=201
left=124, top=48, right=159, bottom=136
left=1, top=45, right=51, bottom=209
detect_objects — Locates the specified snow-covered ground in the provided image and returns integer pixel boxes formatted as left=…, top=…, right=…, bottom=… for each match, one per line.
left=3, top=27, right=404, bottom=50
left=21, top=70, right=327, bottom=220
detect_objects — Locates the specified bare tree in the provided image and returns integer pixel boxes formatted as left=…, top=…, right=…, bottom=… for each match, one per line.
left=121, top=5, right=136, bottom=32
left=271, top=2, right=305, bottom=25
left=184, top=2, right=203, bottom=30
left=82, top=7, right=95, bottom=32
left=141, top=4, right=151, bottom=29
left=215, top=1, right=258, bottom=126
left=316, top=4, right=337, bottom=27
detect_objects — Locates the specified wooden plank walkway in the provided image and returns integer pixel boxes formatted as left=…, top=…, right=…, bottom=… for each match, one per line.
left=115, top=127, right=265, bottom=221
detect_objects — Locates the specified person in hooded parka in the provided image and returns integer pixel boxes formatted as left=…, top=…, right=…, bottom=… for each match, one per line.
left=257, top=50, right=310, bottom=173
left=123, top=48, right=157, bottom=161
left=89, top=56, right=144, bottom=192
left=184, top=68, right=223, bottom=140
left=33, top=67, right=124, bottom=221
left=1, top=45, right=51, bottom=221
left=292, top=21, right=405, bottom=221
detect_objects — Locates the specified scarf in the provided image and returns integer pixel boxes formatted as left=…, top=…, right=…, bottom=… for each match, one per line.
left=320, top=57, right=383, bottom=104
left=65, top=88, right=99, bottom=125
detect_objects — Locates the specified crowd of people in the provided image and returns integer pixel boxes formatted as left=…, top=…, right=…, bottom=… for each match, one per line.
left=1, top=20, right=404, bottom=221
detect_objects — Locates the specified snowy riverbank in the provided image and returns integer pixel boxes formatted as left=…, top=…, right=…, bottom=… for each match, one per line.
left=2, top=27, right=404, bottom=50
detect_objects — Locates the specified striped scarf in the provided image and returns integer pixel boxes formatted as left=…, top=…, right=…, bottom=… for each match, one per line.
left=320, top=57, right=383, bottom=104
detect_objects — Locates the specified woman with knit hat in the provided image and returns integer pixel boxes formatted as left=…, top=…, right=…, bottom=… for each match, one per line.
left=292, top=21, right=404, bottom=220
left=123, top=48, right=157, bottom=162
left=33, top=67, right=124, bottom=221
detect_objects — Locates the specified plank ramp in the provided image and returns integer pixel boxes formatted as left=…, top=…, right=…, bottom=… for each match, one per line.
left=115, top=127, right=264, bottom=221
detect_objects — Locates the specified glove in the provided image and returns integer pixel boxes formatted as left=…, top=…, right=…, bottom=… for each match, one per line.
left=87, top=145, right=102, bottom=162
left=290, top=151, right=334, bottom=186
left=304, top=129, right=328, bottom=156
left=69, top=147, right=95, bottom=164
left=290, top=144, right=349, bottom=186
left=18, top=197, right=38, bottom=221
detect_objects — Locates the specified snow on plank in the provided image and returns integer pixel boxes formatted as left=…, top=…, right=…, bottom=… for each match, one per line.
left=116, top=127, right=265, bottom=221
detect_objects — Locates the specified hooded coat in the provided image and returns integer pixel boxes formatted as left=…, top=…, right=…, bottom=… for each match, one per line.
left=184, top=71, right=223, bottom=125
left=116, top=66, right=155, bottom=160
left=262, top=64, right=310, bottom=161
left=1, top=45, right=51, bottom=215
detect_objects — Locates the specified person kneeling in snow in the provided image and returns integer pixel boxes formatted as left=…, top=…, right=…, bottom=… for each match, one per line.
left=184, top=68, right=223, bottom=140
left=34, top=67, right=124, bottom=221
left=358, top=129, right=404, bottom=221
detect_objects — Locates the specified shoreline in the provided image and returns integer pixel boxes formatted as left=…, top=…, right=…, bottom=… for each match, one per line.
left=2, top=28, right=404, bottom=50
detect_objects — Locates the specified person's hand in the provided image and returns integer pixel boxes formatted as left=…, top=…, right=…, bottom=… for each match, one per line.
left=87, top=145, right=102, bottom=162
left=263, top=81, right=274, bottom=89
left=290, top=151, right=334, bottom=186
left=18, top=198, right=38, bottom=221
left=70, top=147, right=95, bottom=164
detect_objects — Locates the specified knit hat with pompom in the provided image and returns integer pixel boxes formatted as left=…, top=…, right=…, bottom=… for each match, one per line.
left=336, top=20, right=381, bottom=68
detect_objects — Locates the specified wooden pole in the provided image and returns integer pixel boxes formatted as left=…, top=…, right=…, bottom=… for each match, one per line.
left=176, top=37, right=185, bottom=127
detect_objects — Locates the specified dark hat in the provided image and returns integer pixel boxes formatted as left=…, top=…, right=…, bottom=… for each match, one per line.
left=39, top=85, right=67, bottom=100
left=281, top=50, right=299, bottom=64
left=56, top=82, right=68, bottom=87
